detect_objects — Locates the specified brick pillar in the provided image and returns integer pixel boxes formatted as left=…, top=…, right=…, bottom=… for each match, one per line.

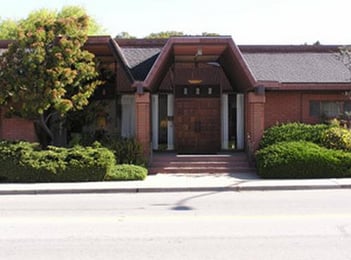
left=247, top=92, right=265, bottom=154
left=135, top=92, right=151, bottom=158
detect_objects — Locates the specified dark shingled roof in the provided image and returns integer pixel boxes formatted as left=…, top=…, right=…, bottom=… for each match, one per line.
left=3, top=37, right=351, bottom=84
left=240, top=46, right=350, bottom=83
left=119, top=47, right=162, bottom=80
left=120, top=47, right=161, bottom=68
left=117, top=42, right=351, bottom=84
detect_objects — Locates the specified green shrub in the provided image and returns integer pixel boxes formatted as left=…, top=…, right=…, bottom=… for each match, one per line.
left=101, top=136, right=146, bottom=166
left=76, top=133, right=147, bottom=166
left=256, top=141, right=351, bottom=179
left=260, top=122, right=329, bottom=148
left=0, top=141, right=41, bottom=182
left=0, top=141, right=115, bottom=182
left=104, top=164, right=147, bottom=181
left=321, top=127, right=351, bottom=151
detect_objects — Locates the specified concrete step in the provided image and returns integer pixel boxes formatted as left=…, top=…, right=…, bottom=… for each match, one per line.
left=149, top=152, right=256, bottom=174
left=149, top=167, right=257, bottom=174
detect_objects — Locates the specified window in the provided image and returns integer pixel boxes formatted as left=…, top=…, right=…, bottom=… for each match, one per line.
left=309, top=101, right=351, bottom=118
left=175, top=85, right=220, bottom=98
left=344, top=101, right=351, bottom=113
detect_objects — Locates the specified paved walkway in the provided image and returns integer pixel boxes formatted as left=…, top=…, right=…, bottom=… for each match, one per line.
left=0, top=172, right=351, bottom=195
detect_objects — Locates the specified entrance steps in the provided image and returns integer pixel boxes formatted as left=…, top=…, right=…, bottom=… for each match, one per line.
left=149, top=152, right=256, bottom=174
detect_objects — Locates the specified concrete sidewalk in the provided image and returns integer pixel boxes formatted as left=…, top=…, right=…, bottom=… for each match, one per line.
left=0, top=172, right=351, bottom=195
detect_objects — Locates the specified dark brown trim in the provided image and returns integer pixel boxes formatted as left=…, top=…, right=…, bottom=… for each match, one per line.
left=143, top=37, right=257, bottom=92
left=108, top=38, right=135, bottom=83
left=279, top=83, right=351, bottom=91
left=239, top=45, right=342, bottom=53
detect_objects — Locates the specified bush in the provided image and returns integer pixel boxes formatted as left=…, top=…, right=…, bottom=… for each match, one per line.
left=321, top=127, right=351, bottom=151
left=100, top=136, right=146, bottom=166
left=0, top=141, right=116, bottom=182
left=256, top=141, right=351, bottom=179
left=260, top=122, right=329, bottom=148
left=76, top=132, right=146, bottom=166
left=104, top=164, right=147, bottom=181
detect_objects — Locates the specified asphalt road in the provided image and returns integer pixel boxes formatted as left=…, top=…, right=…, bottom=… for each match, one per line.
left=0, top=190, right=351, bottom=260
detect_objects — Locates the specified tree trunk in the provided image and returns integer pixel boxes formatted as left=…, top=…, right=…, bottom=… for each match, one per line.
left=34, top=114, right=54, bottom=149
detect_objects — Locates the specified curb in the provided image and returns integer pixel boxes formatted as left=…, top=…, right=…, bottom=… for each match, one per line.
left=0, top=183, right=351, bottom=195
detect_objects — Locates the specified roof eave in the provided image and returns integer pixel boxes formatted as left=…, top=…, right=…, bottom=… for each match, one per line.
left=108, top=39, right=135, bottom=83
left=263, top=82, right=351, bottom=91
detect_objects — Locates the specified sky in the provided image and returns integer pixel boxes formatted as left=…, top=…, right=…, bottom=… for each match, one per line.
left=0, top=0, right=350, bottom=45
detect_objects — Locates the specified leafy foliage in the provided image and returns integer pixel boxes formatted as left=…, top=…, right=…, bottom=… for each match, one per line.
left=259, top=122, right=329, bottom=148
left=0, top=141, right=115, bottom=182
left=0, top=6, right=105, bottom=39
left=256, top=141, right=351, bottom=179
left=78, top=133, right=146, bottom=166
left=144, top=31, right=220, bottom=39
left=104, top=164, right=147, bottom=181
left=0, top=11, right=103, bottom=146
left=145, top=31, right=185, bottom=38
left=321, top=127, right=351, bottom=151
left=115, top=31, right=137, bottom=39
left=107, top=137, right=146, bottom=165
left=0, top=19, right=18, bottom=39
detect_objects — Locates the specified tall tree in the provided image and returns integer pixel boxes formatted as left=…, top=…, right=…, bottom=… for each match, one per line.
left=57, top=6, right=106, bottom=35
left=0, top=18, right=18, bottom=39
left=0, top=6, right=105, bottom=40
left=144, top=31, right=221, bottom=39
left=115, top=31, right=137, bottom=39
left=0, top=13, right=103, bottom=147
left=201, top=32, right=220, bottom=36
left=145, top=31, right=185, bottom=39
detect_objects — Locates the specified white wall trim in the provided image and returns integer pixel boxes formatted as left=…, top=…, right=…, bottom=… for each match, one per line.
left=152, top=94, right=159, bottom=150
left=236, top=94, right=245, bottom=150
left=221, top=94, right=229, bottom=150
left=167, top=94, right=174, bottom=150
left=121, top=95, right=135, bottom=138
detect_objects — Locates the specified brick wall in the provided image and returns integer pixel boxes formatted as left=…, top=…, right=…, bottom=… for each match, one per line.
left=301, top=93, right=349, bottom=124
left=264, top=92, right=302, bottom=128
left=246, top=93, right=265, bottom=152
left=264, top=91, right=348, bottom=128
left=248, top=91, right=349, bottom=153
left=0, top=110, right=37, bottom=142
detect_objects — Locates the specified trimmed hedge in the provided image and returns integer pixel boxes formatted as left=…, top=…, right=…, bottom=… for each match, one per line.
left=259, top=122, right=329, bottom=148
left=0, top=141, right=116, bottom=182
left=104, top=164, right=147, bottom=181
left=256, top=141, right=351, bottom=179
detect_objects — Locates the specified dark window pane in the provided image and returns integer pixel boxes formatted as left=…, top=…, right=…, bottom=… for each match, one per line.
left=158, top=94, right=168, bottom=146
left=344, top=101, right=351, bottom=113
left=310, top=101, right=320, bottom=117
left=321, top=102, right=341, bottom=117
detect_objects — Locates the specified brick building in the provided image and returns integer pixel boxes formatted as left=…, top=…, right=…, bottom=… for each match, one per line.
left=1, top=36, right=351, bottom=157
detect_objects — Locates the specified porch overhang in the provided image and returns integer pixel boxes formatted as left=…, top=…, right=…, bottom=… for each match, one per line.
left=142, top=37, right=257, bottom=92
left=85, top=36, right=135, bottom=84
left=84, top=36, right=116, bottom=64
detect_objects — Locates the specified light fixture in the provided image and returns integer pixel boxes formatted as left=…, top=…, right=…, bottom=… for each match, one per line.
left=188, top=48, right=203, bottom=84
left=188, top=79, right=202, bottom=84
